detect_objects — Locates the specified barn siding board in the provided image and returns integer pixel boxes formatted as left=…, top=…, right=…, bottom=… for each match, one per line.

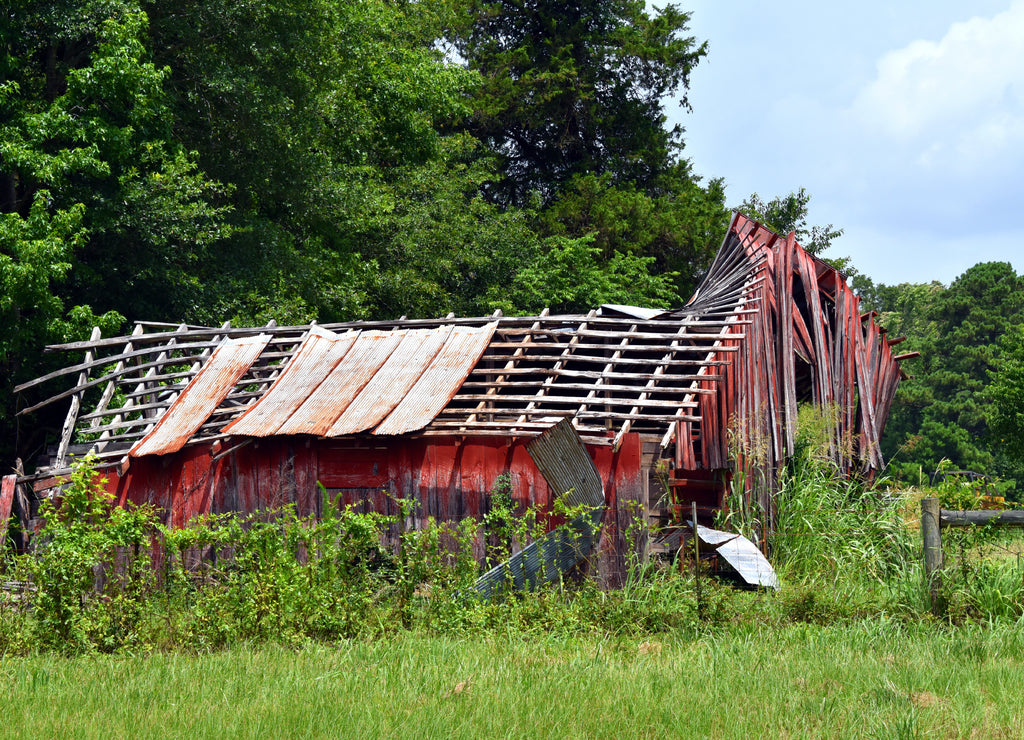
left=0, top=475, right=15, bottom=546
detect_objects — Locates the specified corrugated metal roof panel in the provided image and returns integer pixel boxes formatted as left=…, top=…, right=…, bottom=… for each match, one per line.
left=474, top=419, right=605, bottom=599
left=691, top=522, right=779, bottom=590
left=130, top=334, right=270, bottom=457
left=375, top=322, right=497, bottom=435
left=222, top=326, right=358, bottom=437
left=277, top=329, right=406, bottom=436
left=524, top=417, right=605, bottom=513
left=328, top=326, right=451, bottom=436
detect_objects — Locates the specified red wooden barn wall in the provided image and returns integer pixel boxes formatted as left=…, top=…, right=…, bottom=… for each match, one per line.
left=98, top=434, right=644, bottom=583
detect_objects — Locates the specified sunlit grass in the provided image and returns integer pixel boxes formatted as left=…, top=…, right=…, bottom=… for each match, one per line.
left=3, top=621, right=1024, bottom=739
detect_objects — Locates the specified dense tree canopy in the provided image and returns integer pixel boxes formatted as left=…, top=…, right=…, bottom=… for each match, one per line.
left=452, top=0, right=706, bottom=204
left=989, top=325, right=1024, bottom=461
left=859, top=263, right=1024, bottom=496
left=2, top=0, right=731, bottom=463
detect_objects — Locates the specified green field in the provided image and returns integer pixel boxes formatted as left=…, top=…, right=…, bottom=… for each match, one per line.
left=3, top=620, right=1023, bottom=739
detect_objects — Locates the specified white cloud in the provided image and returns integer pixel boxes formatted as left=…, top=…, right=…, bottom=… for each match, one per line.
left=852, top=1, right=1024, bottom=172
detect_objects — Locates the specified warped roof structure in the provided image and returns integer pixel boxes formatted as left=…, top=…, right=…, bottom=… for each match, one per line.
left=14, top=214, right=914, bottom=491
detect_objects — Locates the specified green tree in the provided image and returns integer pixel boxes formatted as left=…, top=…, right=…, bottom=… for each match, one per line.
left=989, top=324, right=1024, bottom=459
left=739, top=188, right=843, bottom=257
left=871, top=264, right=1024, bottom=494
left=2, top=5, right=233, bottom=320
left=143, top=0, right=502, bottom=324
left=452, top=0, right=707, bottom=206
left=2, top=2, right=229, bottom=461
left=538, top=168, right=729, bottom=301
left=448, top=1, right=730, bottom=305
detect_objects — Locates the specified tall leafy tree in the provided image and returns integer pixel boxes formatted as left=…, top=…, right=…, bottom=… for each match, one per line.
left=144, top=0, right=482, bottom=324
left=989, top=325, right=1024, bottom=460
left=538, top=168, right=729, bottom=300
left=2, top=4, right=232, bottom=320
left=450, top=0, right=727, bottom=303
left=1, top=1, right=229, bottom=461
left=739, top=188, right=843, bottom=257
left=452, top=0, right=706, bottom=204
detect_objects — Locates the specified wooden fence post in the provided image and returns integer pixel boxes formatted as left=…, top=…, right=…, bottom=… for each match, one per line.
left=921, top=497, right=943, bottom=614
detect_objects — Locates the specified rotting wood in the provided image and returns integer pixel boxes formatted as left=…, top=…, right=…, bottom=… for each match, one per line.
left=55, top=326, right=101, bottom=469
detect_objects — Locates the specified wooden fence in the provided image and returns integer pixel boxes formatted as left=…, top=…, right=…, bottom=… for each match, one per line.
left=920, top=496, right=1024, bottom=613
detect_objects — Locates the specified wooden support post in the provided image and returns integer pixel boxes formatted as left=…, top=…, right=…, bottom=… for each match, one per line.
left=56, top=325, right=102, bottom=469
left=921, top=497, right=943, bottom=614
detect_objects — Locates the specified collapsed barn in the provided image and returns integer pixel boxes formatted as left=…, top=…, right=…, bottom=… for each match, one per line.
left=4, top=214, right=915, bottom=584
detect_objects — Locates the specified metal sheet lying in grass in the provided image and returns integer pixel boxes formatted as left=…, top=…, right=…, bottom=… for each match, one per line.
left=474, top=419, right=605, bottom=599
left=691, top=522, right=779, bottom=590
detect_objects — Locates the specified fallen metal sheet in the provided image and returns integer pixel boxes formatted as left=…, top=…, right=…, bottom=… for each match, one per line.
left=691, top=522, right=779, bottom=590
left=222, top=326, right=358, bottom=437
left=525, top=417, right=606, bottom=516
left=375, top=322, right=497, bottom=435
left=276, top=329, right=406, bottom=436
left=474, top=515, right=598, bottom=599
left=474, top=419, right=605, bottom=599
left=130, top=334, right=271, bottom=457
left=328, top=326, right=451, bottom=436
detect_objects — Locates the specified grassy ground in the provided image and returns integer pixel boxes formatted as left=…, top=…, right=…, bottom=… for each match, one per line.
left=3, top=617, right=1024, bottom=739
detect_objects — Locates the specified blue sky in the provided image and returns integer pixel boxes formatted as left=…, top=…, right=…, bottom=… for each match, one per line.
left=665, top=1, right=1024, bottom=286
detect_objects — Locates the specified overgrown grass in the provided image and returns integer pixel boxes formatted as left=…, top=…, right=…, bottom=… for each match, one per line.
left=3, top=622, right=1024, bottom=738
left=3, top=445, right=1024, bottom=661
left=5, top=446, right=1024, bottom=735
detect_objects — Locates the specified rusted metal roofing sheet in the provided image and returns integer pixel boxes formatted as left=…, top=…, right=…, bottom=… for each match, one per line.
left=129, top=334, right=270, bottom=457
left=328, top=326, right=451, bottom=436
left=275, top=329, right=406, bottom=436
left=374, top=322, right=497, bottom=435
left=221, top=326, right=358, bottom=437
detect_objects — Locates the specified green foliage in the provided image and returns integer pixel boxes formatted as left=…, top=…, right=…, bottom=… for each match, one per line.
left=538, top=171, right=730, bottom=300
left=988, top=323, right=1024, bottom=461
left=865, top=263, right=1024, bottom=497
left=738, top=188, right=844, bottom=257
left=448, top=0, right=729, bottom=303
left=25, top=454, right=159, bottom=652
left=3, top=5, right=233, bottom=320
left=7, top=452, right=1024, bottom=658
left=497, top=234, right=679, bottom=314
left=772, top=442, right=912, bottom=592
left=452, top=0, right=707, bottom=204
